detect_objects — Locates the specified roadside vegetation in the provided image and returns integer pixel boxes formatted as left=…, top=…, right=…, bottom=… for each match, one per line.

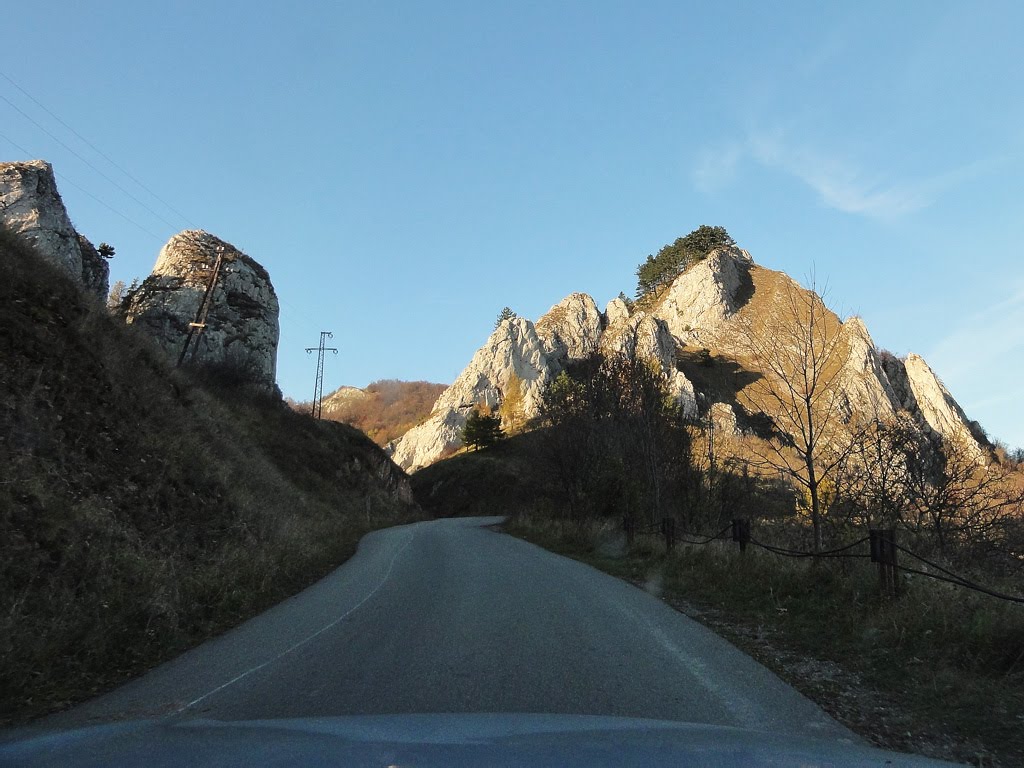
left=414, top=264, right=1024, bottom=764
left=0, top=226, right=421, bottom=725
left=503, top=513, right=1023, bottom=766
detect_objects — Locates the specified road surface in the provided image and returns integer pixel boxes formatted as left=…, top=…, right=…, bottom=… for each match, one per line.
left=40, top=516, right=856, bottom=742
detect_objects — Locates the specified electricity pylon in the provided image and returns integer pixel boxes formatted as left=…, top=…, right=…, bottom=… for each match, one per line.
left=305, top=331, right=338, bottom=419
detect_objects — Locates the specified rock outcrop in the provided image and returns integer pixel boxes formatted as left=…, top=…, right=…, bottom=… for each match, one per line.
left=834, top=317, right=899, bottom=423
left=76, top=234, right=110, bottom=301
left=883, top=353, right=984, bottom=455
left=654, top=246, right=754, bottom=348
left=0, top=160, right=108, bottom=299
left=122, top=230, right=279, bottom=389
left=390, top=246, right=984, bottom=472
left=390, top=317, right=553, bottom=471
left=535, top=292, right=604, bottom=363
left=391, top=299, right=700, bottom=471
left=601, top=310, right=697, bottom=416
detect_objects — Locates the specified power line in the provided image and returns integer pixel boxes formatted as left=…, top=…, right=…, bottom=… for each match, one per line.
left=0, top=90, right=184, bottom=231
left=0, top=129, right=163, bottom=241
left=0, top=70, right=196, bottom=226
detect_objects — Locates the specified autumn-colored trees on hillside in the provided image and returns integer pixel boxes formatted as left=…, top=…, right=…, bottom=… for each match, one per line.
left=294, top=380, right=446, bottom=447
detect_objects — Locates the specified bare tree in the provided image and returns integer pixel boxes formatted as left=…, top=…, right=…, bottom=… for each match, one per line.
left=902, top=433, right=1023, bottom=559
left=538, top=342, right=695, bottom=526
left=839, top=415, right=1024, bottom=570
left=738, top=275, right=851, bottom=552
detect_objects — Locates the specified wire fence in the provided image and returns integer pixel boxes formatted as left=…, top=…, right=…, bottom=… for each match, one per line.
left=626, top=516, right=1024, bottom=605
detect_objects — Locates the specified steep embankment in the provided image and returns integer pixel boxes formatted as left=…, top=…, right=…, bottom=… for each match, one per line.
left=0, top=226, right=418, bottom=725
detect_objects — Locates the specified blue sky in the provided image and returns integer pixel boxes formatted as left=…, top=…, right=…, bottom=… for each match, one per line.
left=3, top=1, right=1023, bottom=448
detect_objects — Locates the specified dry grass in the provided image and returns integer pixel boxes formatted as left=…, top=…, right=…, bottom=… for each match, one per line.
left=506, top=511, right=1024, bottom=767
left=0, top=227, right=422, bottom=725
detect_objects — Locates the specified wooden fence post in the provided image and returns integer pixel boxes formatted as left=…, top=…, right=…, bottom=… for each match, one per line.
left=870, top=528, right=899, bottom=597
left=661, top=517, right=676, bottom=552
left=732, top=518, right=749, bottom=553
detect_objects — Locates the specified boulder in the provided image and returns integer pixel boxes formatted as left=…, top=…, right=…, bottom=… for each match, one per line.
left=122, top=230, right=279, bottom=389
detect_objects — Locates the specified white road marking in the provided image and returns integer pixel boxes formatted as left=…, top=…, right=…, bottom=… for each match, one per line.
left=176, top=527, right=419, bottom=713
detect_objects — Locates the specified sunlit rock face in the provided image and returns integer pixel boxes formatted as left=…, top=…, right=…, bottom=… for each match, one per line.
left=122, top=230, right=279, bottom=390
left=389, top=317, right=554, bottom=472
left=390, top=246, right=984, bottom=472
left=833, top=316, right=900, bottom=423
left=390, top=297, right=699, bottom=472
left=0, top=160, right=108, bottom=299
left=653, top=246, right=755, bottom=349
left=883, top=353, right=984, bottom=456
left=601, top=309, right=697, bottom=417
left=535, top=292, right=605, bottom=363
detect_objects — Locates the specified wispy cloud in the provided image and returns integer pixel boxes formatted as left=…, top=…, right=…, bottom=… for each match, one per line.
left=692, top=130, right=1005, bottom=220
left=692, top=143, right=742, bottom=194
left=928, top=284, right=1024, bottom=383
left=745, top=133, right=932, bottom=218
left=925, top=284, right=1024, bottom=446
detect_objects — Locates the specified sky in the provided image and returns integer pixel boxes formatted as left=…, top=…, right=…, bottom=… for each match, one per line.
left=3, top=1, right=1023, bottom=448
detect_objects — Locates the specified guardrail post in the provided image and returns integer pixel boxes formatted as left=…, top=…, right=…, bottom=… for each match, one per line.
left=661, top=517, right=676, bottom=552
left=732, top=518, right=749, bottom=554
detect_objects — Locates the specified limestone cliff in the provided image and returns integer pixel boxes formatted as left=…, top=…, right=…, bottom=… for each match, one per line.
left=0, top=160, right=108, bottom=299
left=390, top=317, right=554, bottom=471
left=391, top=246, right=984, bottom=472
left=883, top=354, right=985, bottom=454
left=122, top=230, right=279, bottom=389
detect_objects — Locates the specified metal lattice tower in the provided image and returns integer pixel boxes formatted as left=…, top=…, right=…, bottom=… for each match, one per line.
left=305, top=331, right=338, bottom=419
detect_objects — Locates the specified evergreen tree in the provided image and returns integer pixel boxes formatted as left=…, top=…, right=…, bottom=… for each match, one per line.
left=635, top=225, right=735, bottom=297
left=97, top=242, right=115, bottom=259
left=495, top=306, right=517, bottom=330
left=463, top=406, right=504, bottom=450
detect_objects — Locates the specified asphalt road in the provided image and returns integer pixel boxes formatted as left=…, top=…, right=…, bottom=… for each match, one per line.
left=41, top=516, right=857, bottom=742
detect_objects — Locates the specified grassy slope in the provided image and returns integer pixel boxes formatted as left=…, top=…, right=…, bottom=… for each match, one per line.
left=416, top=438, right=1024, bottom=767
left=0, top=228, right=421, bottom=724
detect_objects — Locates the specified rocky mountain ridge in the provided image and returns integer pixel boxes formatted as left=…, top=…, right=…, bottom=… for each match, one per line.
left=391, top=247, right=984, bottom=471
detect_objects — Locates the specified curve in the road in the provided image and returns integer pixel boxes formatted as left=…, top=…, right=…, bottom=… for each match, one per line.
left=38, top=516, right=858, bottom=745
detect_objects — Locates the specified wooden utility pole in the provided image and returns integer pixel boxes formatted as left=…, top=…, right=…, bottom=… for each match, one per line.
left=177, top=245, right=226, bottom=367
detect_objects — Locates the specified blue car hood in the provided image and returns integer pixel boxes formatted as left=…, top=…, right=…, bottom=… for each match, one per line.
left=0, top=712, right=962, bottom=767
